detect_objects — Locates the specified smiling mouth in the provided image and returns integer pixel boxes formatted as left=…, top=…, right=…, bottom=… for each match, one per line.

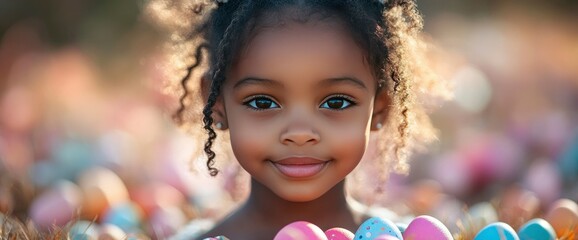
left=271, top=157, right=329, bottom=179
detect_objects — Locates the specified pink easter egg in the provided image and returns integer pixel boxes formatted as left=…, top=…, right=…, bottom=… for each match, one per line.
left=274, top=221, right=328, bottom=240
left=403, top=215, right=453, bottom=240
left=130, top=182, right=185, bottom=217
left=30, top=181, right=82, bottom=229
left=325, top=227, right=354, bottom=240
left=373, top=235, right=400, bottom=240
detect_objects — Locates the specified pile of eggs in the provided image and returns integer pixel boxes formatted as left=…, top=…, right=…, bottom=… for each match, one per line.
left=273, top=205, right=577, bottom=240
left=23, top=167, right=193, bottom=239
left=269, top=198, right=578, bottom=240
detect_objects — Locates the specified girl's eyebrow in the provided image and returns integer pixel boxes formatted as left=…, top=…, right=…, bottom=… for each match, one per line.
left=318, top=77, right=368, bottom=91
left=233, top=77, right=284, bottom=89
left=232, top=76, right=368, bottom=91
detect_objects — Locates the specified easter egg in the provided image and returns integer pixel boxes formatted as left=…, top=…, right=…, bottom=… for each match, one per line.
left=69, top=220, right=99, bottom=240
left=474, top=222, right=519, bottom=240
left=465, top=202, right=498, bottom=231
left=544, top=198, right=578, bottom=237
left=29, top=180, right=82, bottom=229
left=518, top=218, right=556, bottom=240
left=102, top=202, right=143, bottom=232
left=148, top=205, right=186, bottom=238
left=78, top=167, right=129, bottom=220
left=403, top=215, right=453, bottom=240
left=354, top=217, right=403, bottom=240
left=274, top=221, right=327, bottom=240
left=130, top=182, right=185, bottom=218
left=373, top=235, right=399, bottom=240
left=70, top=233, right=95, bottom=240
left=325, top=227, right=354, bottom=240
left=98, top=224, right=126, bottom=240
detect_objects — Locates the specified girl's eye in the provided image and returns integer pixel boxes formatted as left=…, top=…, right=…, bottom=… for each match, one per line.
left=244, top=97, right=280, bottom=110
left=320, top=96, right=354, bottom=110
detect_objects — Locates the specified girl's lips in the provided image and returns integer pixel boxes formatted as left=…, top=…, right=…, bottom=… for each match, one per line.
left=271, top=157, right=329, bottom=178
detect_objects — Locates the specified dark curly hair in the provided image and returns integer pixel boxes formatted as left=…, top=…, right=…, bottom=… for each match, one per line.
left=152, top=0, right=448, bottom=177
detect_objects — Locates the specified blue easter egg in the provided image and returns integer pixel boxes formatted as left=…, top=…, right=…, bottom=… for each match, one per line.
left=518, top=218, right=556, bottom=240
left=474, top=222, right=519, bottom=240
left=354, top=217, right=403, bottom=240
left=70, top=233, right=94, bottom=240
left=69, top=220, right=99, bottom=240
left=102, top=202, right=142, bottom=232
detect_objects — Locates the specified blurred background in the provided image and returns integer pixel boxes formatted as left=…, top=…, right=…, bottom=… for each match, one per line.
left=0, top=0, right=577, bottom=239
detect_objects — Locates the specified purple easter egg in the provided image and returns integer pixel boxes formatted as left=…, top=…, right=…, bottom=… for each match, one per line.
left=30, top=181, right=82, bottom=229
left=274, top=221, right=328, bottom=240
left=148, top=205, right=186, bottom=238
left=325, top=227, right=354, bottom=240
left=403, top=215, right=453, bottom=240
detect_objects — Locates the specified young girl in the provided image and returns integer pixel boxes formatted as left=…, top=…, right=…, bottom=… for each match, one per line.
left=166, top=0, right=447, bottom=239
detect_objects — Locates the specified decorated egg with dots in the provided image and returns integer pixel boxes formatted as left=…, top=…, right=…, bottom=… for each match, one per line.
left=474, top=222, right=519, bottom=240
left=518, top=218, right=556, bottom=240
left=544, top=198, right=578, bottom=238
left=325, top=227, right=354, bottom=240
left=402, top=215, right=453, bottom=240
left=354, top=217, right=403, bottom=240
left=274, top=221, right=328, bottom=240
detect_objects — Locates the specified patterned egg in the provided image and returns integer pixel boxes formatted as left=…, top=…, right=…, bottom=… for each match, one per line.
left=402, top=215, right=453, bottom=240
left=474, top=222, right=519, bottom=240
left=544, top=198, right=578, bottom=238
left=518, top=218, right=556, bottom=240
left=274, top=221, right=328, bottom=240
left=354, top=217, right=403, bottom=240
left=325, top=227, right=354, bottom=240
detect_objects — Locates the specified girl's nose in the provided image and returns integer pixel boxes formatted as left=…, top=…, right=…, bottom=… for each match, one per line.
left=280, top=125, right=320, bottom=146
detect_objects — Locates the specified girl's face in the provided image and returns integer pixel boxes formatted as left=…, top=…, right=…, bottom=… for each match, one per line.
left=217, top=19, right=388, bottom=202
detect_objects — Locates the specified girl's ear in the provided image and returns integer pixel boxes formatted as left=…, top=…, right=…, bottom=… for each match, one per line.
left=200, top=74, right=228, bottom=130
left=371, top=90, right=390, bottom=131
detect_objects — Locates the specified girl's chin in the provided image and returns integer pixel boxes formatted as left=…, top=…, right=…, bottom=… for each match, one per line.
left=270, top=184, right=335, bottom=203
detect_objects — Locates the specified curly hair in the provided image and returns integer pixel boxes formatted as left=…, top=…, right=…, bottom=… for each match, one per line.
left=149, top=0, right=449, bottom=177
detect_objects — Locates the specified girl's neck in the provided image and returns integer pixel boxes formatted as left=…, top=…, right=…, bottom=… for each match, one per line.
left=240, top=178, right=358, bottom=231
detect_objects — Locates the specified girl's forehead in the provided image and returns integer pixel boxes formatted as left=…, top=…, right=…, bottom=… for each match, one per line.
left=229, top=20, right=375, bottom=90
